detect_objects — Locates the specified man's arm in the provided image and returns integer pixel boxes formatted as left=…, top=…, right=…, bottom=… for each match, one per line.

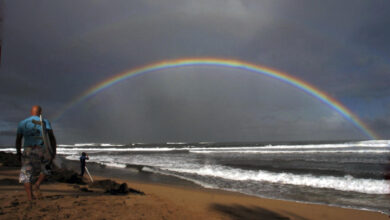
left=15, top=133, right=23, bottom=161
left=48, top=130, right=57, bottom=157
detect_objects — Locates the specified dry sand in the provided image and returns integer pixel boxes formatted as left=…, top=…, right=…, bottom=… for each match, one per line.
left=0, top=166, right=388, bottom=220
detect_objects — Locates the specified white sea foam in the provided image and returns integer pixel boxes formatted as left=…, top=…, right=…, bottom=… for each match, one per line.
left=166, top=142, right=187, bottom=145
left=166, top=165, right=390, bottom=194
left=74, top=143, right=97, bottom=147
left=97, top=162, right=126, bottom=168
left=353, top=140, right=390, bottom=147
left=189, top=141, right=390, bottom=151
left=57, top=144, right=75, bottom=147
left=190, top=149, right=390, bottom=154
left=61, top=143, right=125, bottom=147
left=0, top=148, right=15, bottom=152
left=100, top=143, right=125, bottom=147
left=187, top=140, right=390, bottom=154
left=56, top=147, right=186, bottom=154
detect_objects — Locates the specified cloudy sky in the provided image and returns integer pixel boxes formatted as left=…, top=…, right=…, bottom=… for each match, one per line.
left=0, top=0, right=389, bottom=144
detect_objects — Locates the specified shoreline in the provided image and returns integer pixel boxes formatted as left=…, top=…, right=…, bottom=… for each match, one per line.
left=56, top=156, right=201, bottom=188
left=1, top=170, right=388, bottom=219
left=58, top=156, right=390, bottom=217
left=0, top=152, right=388, bottom=219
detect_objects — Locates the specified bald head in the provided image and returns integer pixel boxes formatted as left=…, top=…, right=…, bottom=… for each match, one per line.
left=31, top=105, right=42, bottom=116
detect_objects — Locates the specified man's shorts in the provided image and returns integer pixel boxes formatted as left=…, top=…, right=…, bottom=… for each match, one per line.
left=19, top=147, right=51, bottom=184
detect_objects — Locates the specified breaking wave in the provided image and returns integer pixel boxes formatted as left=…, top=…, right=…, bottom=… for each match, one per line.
left=166, top=165, right=390, bottom=194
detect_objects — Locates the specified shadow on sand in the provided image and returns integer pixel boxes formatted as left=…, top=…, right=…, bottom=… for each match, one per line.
left=211, top=203, right=309, bottom=220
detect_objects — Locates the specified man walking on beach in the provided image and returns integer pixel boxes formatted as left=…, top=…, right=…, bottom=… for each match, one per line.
left=16, top=105, right=57, bottom=201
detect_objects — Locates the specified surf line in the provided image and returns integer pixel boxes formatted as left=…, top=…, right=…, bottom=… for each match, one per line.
left=53, top=57, right=379, bottom=140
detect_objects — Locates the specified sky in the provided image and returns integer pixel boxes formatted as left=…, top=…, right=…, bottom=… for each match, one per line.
left=0, top=0, right=389, bottom=144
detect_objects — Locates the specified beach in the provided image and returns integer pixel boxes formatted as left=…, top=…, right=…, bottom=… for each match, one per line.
left=0, top=153, right=388, bottom=220
left=54, top=141, right=390, bottom=214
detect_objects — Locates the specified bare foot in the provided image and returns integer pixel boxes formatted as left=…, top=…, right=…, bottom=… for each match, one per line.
left=32, top=185, right=43, bottom=200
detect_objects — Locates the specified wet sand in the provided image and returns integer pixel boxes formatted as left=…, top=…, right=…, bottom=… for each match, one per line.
left=0, top=155, right=388, bottom=220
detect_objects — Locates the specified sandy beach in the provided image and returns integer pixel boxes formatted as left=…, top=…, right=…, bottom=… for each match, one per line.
left=0, top=154, right=388, bottom=220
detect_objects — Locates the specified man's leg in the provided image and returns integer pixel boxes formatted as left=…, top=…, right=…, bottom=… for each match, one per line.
left=31, top=148, right=47, bottom=199
left=80, top=165, right=85, bottom=176
left=34, top=173, right=45, bottom=188
left=20, top=148, right=34, bottom=201
left=23, top=183, right=33, bottom=201
left=32, top=174, right=44, bottom=199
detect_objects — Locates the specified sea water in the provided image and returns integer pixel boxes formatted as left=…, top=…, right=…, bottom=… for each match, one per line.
left=2, top=140, right=390, bottom=214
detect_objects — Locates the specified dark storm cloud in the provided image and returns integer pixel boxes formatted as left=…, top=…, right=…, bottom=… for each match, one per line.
left=236, top=1, right=390, bottom=98
left=372, top=118, right=390, bottom=133
left=1, top=0, right=389, bottom=144
left=0, top=130, right=14, bottom=137
left=366, top=102, right=390, bottom=138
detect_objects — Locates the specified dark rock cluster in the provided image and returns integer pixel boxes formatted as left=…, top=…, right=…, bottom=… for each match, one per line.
left=46, top=168, right=86, bottom=184
left=89, top=179, right=145, bottom=195
left=0, top=152, right=21, bottom=167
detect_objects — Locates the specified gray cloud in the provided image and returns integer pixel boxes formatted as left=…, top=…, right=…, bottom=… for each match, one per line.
left=0, top=130, right=15, bottom=137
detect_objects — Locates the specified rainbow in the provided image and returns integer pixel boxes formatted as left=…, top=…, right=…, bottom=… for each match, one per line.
left=53, top=57, right=378, bottom=139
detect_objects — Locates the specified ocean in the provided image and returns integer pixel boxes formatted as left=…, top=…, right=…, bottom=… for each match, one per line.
left=2, top=140, right=390, bottom=214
